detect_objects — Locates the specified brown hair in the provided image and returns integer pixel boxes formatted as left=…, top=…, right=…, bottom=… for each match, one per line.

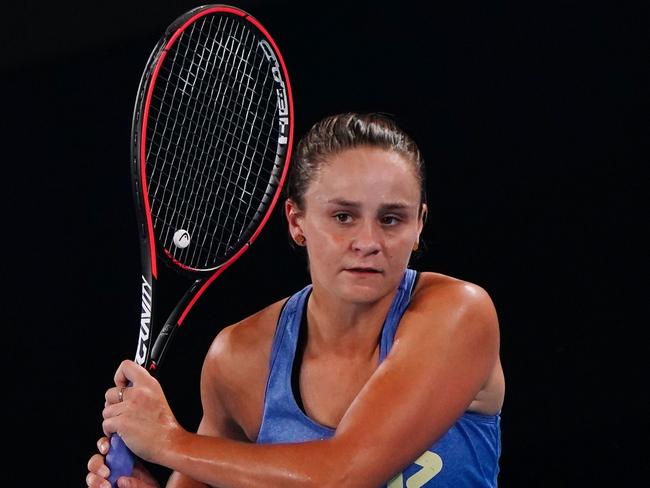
left=286, top=112, right=427, bottom=212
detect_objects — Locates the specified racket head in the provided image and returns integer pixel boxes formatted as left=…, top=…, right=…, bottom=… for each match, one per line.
left=131, top=4, right=293, bottom=280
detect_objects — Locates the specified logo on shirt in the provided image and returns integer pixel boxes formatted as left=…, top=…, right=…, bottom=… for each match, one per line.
left=387, top=450, right=443, bottom=487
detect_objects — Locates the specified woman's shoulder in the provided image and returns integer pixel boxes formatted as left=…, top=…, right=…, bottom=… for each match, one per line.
left=204, top=296, right=288, bottom=370
left=199, top=297, right=291, bottom=436
left=407, top=271, right=498, bottom=333
left=413, top=271, right=495, bottom=305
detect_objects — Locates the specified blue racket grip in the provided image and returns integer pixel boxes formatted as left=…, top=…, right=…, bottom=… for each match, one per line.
left=106, top=432, right=135, bottom=486
left=106, top=381, right=135, bottom=486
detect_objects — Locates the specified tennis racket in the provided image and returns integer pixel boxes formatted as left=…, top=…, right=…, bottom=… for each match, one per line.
left=105, top=5, right=293, bottom=485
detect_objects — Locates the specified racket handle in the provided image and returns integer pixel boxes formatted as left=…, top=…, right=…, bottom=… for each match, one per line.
left=106, top=380, right=135, bottom=486
left=106, top=432, right=135, bottom=486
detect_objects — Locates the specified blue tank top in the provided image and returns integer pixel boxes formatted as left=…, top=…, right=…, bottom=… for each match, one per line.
left=257, top=269, right=501, bottom=487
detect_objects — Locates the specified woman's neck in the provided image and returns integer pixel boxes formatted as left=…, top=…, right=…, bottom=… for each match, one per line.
left=304, top=283, right=397, bottom=358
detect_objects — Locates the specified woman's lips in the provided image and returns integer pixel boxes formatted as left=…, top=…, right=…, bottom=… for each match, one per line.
left=344, top=267, right=382, bottom=274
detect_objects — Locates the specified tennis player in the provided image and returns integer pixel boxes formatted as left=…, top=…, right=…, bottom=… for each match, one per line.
left=86, top=112, right=504, bottom=487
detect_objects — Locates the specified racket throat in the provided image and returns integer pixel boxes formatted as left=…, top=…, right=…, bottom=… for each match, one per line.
left=148, top=321, right=179, bottom=372
left=148, top=278, right=203, bottom=371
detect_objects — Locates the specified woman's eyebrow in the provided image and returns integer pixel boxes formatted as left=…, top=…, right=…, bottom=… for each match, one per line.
left=325, top=198, right=360, bottom=208
left=325, top=198, right=414, bottom=211
left=379, top=203, right=413, bottom=212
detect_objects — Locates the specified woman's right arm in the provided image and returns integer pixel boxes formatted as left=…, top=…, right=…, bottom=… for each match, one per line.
left=86, top=325, right=251, bottom=488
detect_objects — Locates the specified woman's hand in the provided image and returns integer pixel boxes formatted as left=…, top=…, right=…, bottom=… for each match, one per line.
left=86, top=436, right=161, bottom=488
left=101, top=359, right=187, bottom=464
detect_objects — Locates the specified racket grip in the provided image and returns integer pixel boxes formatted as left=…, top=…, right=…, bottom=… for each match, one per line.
left=106, top=380, right=135, bottom=486
left=106, top=432, right=135, bottom=486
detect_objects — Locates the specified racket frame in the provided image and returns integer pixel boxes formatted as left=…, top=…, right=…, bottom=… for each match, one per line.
left=128, top=4, right=294, bottom=372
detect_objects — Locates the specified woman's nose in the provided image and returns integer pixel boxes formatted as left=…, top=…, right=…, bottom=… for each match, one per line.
left=351, top=221, right=381, bottom=255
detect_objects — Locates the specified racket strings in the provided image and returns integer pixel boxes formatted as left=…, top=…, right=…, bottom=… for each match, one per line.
left=147, top=63, right=276, bottom=199
left=148, top=142, right=275, bottom=200
left=157, top=17, right=238, bottom=233
left=162, top=27, right=278, bottom=128
left=151, top=174, right=269, bottom=245
left=148, top=91, right=275, bottom=157
left=149, top=35, right=277, bottom=146
left=144, top=14, right=283, bottom=270
left=201, top=22, right=275, bottom=262
left=181, top=18, right=271, bottom=264
left=152, top=17, right=274, bottom=248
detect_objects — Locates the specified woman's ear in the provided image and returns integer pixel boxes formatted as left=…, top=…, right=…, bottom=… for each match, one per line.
left=285, top=199, right=305, bottom=242
left=418, top=203, right=428, bottom=233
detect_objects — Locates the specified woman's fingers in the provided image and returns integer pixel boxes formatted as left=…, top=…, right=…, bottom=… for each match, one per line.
left=87, top=453, right=111, bottom=487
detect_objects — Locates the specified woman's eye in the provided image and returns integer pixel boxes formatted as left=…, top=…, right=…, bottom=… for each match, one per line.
left=334, top=213, right=352, bottom=223
left=381, top=215, right=400, bottom=225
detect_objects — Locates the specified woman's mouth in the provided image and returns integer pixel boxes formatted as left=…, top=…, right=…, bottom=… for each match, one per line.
left=344, top=267, right=382, bottom=274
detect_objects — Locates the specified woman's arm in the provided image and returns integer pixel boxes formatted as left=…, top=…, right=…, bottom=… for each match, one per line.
left=103, top=279, right=500, bottom=488
left=166, top=364, right=249, bottom=488
left=87, top=313, right=267, bottom=488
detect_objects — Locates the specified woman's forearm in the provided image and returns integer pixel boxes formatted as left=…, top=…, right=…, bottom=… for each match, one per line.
left=160, top=432, right=361, bottom=488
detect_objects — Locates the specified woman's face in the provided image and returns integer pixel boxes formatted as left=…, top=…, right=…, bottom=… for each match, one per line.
left=286, top=146, right=426, bottom=304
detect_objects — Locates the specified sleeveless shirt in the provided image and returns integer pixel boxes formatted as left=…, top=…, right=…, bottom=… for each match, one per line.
left=256, top=269, right=501, bottom=487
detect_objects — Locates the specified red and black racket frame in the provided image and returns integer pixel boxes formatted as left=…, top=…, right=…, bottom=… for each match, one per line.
left=105, top=6, right=293, bottom=486
left=128, top=4, right=294, bottom=375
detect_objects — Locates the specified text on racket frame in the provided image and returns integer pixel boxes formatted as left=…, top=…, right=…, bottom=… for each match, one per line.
left=135, top=275, right=153, bottom=365
left=259, top=40, right=289, bottom=145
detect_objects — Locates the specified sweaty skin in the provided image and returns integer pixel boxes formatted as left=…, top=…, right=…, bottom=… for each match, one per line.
left=88, top=147, right=504, bottom=488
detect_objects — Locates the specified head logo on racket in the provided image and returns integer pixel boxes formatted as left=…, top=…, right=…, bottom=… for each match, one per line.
left=173, top=229, right=191, bottom=249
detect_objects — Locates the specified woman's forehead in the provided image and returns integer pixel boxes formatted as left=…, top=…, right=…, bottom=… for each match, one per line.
left=321, top=147, right=416, bottom=177
left=306, top=147, right=421, bottom=202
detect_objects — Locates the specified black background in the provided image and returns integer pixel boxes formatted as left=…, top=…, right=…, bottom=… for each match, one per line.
left=3, top=1, right=647, bottom=486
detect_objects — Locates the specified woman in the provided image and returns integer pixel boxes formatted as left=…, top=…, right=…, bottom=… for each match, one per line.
left=87, top=112, right=505, bottom=487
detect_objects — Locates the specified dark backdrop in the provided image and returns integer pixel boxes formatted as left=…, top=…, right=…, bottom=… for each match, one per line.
left=3, top=1, right=647, bottom=486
